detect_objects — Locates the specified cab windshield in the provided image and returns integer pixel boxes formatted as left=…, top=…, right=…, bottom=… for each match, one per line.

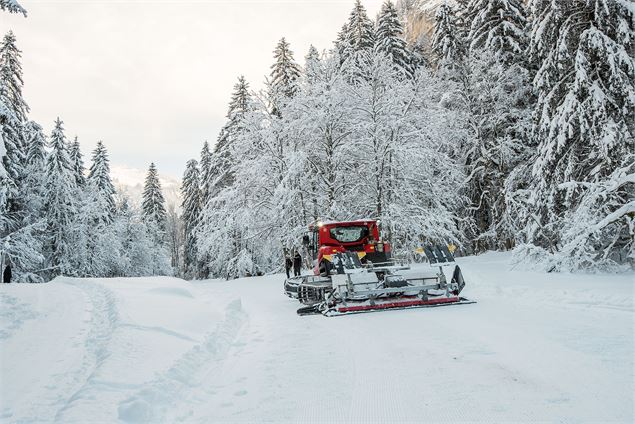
left=329, top=226, right=369, bottom=243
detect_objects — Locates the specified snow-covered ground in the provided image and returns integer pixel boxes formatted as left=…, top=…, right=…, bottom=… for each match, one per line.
left=1, top=252, right=633, bottom=422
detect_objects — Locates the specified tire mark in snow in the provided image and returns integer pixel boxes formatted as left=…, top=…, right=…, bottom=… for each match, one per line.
left=52, top=279, right=120, bottom=422
left=117, top=299, right=247, bottom=423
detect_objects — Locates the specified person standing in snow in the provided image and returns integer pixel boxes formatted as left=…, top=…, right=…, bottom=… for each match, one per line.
left=284, top=252, right=293, bottom=278
left=3, top=263, right=11, bottom=284
left=293, top=250, right=302, bottom=277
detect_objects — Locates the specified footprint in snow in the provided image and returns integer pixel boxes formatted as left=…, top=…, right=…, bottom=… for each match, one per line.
left=234, top=390, right=248, bottom=397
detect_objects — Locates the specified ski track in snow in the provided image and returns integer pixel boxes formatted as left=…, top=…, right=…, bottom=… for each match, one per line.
left=0, top=252, right=633, bottom=422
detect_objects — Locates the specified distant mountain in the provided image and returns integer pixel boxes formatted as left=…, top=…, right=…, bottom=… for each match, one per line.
left=111, top=165, right=181, bottom=210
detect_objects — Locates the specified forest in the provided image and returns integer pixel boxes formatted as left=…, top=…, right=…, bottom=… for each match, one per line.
left=1, top=0, right=633, bottom=283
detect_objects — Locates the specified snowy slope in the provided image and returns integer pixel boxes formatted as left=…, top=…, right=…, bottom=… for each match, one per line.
left=1, top=252, right=633, bottom=422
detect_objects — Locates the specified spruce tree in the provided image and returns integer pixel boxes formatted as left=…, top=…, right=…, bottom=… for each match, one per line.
left=23, top=120, right=47, bottom=217
left=458, top=0, right=532, bottom=251
left=524, top=0, right=634, bottom=269
left=466, top=0, right=528, bottom=65
left=142, top=162, right=167, bottom=234
left=375, top=0, right=412, bottom=77
left=199, top=140, right=212, bottom=207
left=432, top=3, right=465, bottom=67
left=0, top=0, right=26, bottom=15
left=344, top=0, right=375, bottom=56
left=305, top=45, right=321, bottom=83
left=69, top=137, right=85, bottom=187
left=210, top=76, right=252, bottom=197
left=0, top=31, right=27, bottom=219
left=269, top=38, right=301, bottom=108
left=43, top=118, right=78, bottom=276
left=334, top=23, right=350, bottom=62
left=180, top=159, right=201, bottom=278
left=0, top=32, right=28, bottom=124
left=87, top=140, right=116, bottom=221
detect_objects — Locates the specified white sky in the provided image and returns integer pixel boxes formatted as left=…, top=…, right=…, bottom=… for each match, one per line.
left=1, top=0, right=384, bottom=178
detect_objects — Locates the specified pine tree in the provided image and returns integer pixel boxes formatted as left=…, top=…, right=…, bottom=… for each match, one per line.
left=68, top=137, right=85, bottom=187
left=523, top=0, right=635, bottom=270
left=466, top=0, right=528, bottom=65
left=0, top=0, right=26, bottom=16
left=432, top=3, right=465, bottom=67
left=142, top=162, right=167, bottom=235
left=210, top=76, right=252, bottom=196
left=180, top=159, right=201, bottom=278
left=458, top=0, right=533, bottom=251
left=43, top=118, right=78, bottom=276
left=344, top=0, right=375, bottom=56
left=375, top=0, right=412, bottom=77
left=0, top=31, right=28, bottom=220
left=0, top=31, right=28, bottom=124
left=87, top=140, right=116, bottom=221
left=304, top=45, right=321, bottom=83
left=269, top=38, right=301, bottom=109
left=199, top=140, right=212, bottom=207
left=23, top=120, right=47, bottom=217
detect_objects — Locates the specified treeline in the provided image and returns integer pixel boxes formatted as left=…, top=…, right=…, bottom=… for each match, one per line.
left=180, top=0, right=633, bottom=279
left=0, top=19, right=173, bottom=281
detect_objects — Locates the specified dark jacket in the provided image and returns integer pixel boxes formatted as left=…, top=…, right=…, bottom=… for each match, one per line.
left=293, top=253, right=302, bottom=270
left=285, top=256, right=293, bottom=270
left=3, top=265, right=11, bottom=284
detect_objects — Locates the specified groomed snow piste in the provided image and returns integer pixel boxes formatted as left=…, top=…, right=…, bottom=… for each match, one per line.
left=1, top=252, right=633, bottom=422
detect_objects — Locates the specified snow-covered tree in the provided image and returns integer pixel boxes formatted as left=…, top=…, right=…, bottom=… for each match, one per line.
left=466, top=0, right=528, bottom=65
left=519, top=0, right=635, bottom=270
left=432, top=3, right=465, bottom=67
left=43, top=118, right=78, bottom=277
left=68, top=137, right=85, bottom=187
left=269, top=38, right=301, bottom=114
left=375, top=0, right=413, bottom=77
left=180, top=159, right=201, bottom=278
left=0, top=32, right=28, bottom=124
left=0, top=31, right=27, bottom=223
left=0, top=0, right=26, bottom=16
left=304, top=45, right=321, bottom=83
left=342, top=0, right=375, bottom=59
left=87, top=140, right=116, bottom=220
left=199, top=140, right=212, bottom=207
left=208, top=76, right=252, bottom=198
left=142, top=162, right=167, bottom=235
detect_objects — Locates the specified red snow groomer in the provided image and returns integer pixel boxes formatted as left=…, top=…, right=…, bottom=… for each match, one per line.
left=284, top=220, right=474, bottom=316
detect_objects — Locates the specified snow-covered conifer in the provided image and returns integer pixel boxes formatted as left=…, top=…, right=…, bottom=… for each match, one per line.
left=199, top=140, right=212, bottom=207
left=0, top=31, right=28, bottom=124
left=209, top=76, right=252, bottom=197
left=522, top=0, right=635, bottom=270
left=304, top=45, right=321, bottom=83
left=269, top=38, right=301, bottom=114
left=343, top=0, right=375, bottom=57
left=0, top=0, right=26, bottom=15
left=432, top=3, right=465, bottom=67
left=87, top=140, right=116, bottom=220
left=375, top=1, right=412, bottom=77
left=466, top=0, right=528, bottom=64
left=142, top=162, right=167, bottom=235
left=180, top=159, right=201, bottom=278
left=43, top=118, right=78, bottom=276
left=68, top=137, right=85, bottom=187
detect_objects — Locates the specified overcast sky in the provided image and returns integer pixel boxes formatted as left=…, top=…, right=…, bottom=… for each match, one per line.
left=2, top=0, right=384, bottom=177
